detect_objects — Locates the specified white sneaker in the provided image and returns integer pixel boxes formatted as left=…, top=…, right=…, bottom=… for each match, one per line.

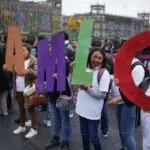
left=102, top=132, right=109, bottom=138
left=43, top=119, right=52, bottom=127
left=25, top=120, right=32, bottom=127
left=13, top=126, right=26, bottom=135
left=46, top=120, right=51, bottom=127
left=25, top=128, right=37, bottom=139
left=69, top=113, right=74, bottom=118
left=2, top=112, right=8, bottom=116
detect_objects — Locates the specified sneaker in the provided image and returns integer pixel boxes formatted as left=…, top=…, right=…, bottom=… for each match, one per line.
left=25, top=120, right=32, bottom=127
left=2, top=112, right=8, bottom=116
left=25, top=128, right=37, bottom=139
left=45, top=136, right=60, bottom=149
left=13, top=126, right=26, bottom=134
left=102, top=131, right=109, bottom=138
left=46, top=120, right=52, bottom=127
left=43, top=119, right=52, bottom=127
left=60, top=141, right=71, bottom=150
left=69, top=113, right=74, bottom=118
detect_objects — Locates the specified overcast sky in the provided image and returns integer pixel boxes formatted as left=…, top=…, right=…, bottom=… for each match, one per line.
left=25, top=0, right=150, bottom=17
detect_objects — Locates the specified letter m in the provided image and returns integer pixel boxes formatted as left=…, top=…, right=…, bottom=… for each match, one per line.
left=37, top=32, right=66, bottom=92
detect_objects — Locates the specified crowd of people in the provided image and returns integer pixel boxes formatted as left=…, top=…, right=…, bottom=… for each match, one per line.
left=0, top=32, right=150, bottom=150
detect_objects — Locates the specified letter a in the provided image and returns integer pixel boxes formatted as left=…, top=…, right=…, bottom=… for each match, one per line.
left=5, top=26, right=24, bottom=74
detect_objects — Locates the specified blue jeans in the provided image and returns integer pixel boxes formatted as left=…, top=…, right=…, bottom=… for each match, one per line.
left=50, top=103, right=71, bottom=142
left=79, top=116, right=102, bottom=150
left=101, top=104, right=109, bottom=134
left=116, top=103, right=136, bottom=150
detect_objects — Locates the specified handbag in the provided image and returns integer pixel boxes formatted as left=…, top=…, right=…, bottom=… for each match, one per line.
left=56, top=95, right=75, bottom=111
left=24, top=92, right=46, bottom=108
left=23, top=84, right=36, bottom=97
left=56, top=78, right=75, bottom=111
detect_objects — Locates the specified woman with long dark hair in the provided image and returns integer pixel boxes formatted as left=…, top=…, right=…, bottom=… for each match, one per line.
left=76, top=48, right=111, bottom=150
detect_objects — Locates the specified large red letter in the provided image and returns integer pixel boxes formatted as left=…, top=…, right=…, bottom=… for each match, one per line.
left=115, top=31, right=150, bottom=110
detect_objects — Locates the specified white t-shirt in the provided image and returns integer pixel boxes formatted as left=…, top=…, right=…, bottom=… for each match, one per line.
left=16, top=58, right=30, bottom=92
left=110, top=81, right=120, bottom=98
left=109, top=75, right=123, bottom=104
left=132, top=58, right=145, bottom=87
left=76, top=68, right=110, bottom=120
left=132, top=58, right=150, bottom=96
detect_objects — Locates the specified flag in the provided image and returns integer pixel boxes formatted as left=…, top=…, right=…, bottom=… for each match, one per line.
left=68, top=16, right=75, bottom=26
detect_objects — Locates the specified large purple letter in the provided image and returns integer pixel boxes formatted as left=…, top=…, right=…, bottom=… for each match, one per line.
left=37, top=38, right=53, bottom=92
left=37, top=32, right=65, bottom=92
left=51, top=32, right=66, bottom=91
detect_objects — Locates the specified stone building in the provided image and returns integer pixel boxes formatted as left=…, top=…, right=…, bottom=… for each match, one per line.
left=0, top=0, right=62, bottom=35
left=63, top=4, right=150, bottom=39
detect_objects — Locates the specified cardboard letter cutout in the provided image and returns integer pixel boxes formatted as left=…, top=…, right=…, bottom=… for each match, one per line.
left=72, top=20, right=94, bottom=85
left=37, top=32, right=65, bottom=92
left=114, top=31, right=150, bottom=110
left=37, top=38, right=52, bottom=92
left=5, top=26, right=24, bottom=73
left=51, top=32, right=66, bottom=91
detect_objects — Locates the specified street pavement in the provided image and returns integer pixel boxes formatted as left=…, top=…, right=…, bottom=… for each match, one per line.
left=0, top=106, right=142, bottom=150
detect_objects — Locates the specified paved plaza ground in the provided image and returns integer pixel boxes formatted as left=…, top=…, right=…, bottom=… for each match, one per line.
left=0, top=106, right=142, bottom=150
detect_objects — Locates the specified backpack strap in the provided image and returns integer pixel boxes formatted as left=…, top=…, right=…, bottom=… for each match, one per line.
left=131, top=61, right=149, bottom=78
left=97, top=68, right=112, bottom=87
left=131, top=61, right=143, bottom=70
left=97, top=68, right=113, bottom=103
left=139, top=77, right=150, bottom=92
left=109, top=79, right=113, bottom=92
left=97, top=68, right=105, bottom=85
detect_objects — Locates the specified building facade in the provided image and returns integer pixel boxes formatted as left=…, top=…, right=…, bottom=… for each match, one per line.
left=0, top=0, right=62, bottom=35
left=63, top=4, right=150, bottom=39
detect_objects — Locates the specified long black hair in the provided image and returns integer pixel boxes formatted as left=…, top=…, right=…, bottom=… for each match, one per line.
left=86, top=48, right=106, bottom=69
